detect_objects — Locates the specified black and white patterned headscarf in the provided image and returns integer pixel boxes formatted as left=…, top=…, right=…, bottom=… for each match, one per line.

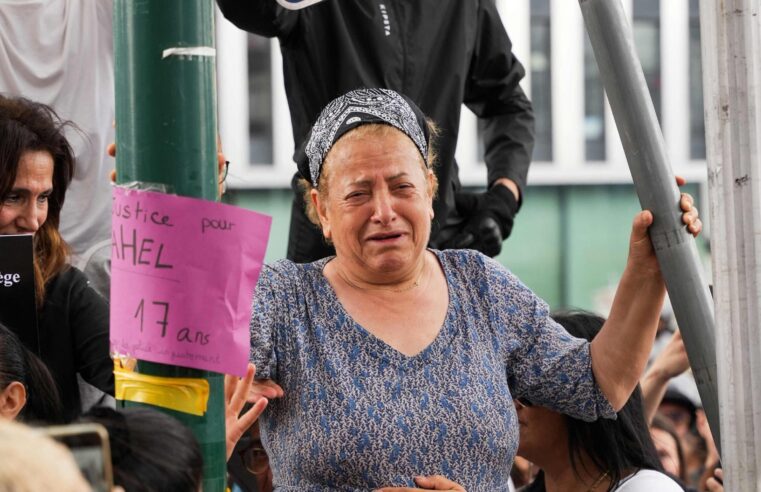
left=296, top=88, right=430, bottom=186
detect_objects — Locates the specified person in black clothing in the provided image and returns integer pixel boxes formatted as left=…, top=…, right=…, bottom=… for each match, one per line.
left=217, top=0, right=534, bottom=261
left=0, top=94, right=112, bottom=422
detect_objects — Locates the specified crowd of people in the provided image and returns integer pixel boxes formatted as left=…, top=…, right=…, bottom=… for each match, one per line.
left=0, top=0, right=723, bottom=491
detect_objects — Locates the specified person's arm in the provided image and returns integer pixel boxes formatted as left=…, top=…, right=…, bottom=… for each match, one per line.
left=494, top=258, right=616, bottom=421
left=68, top=268, right=114, bottom=396
left=463, top=1, right=534, bottom=200
left=591, top=190, right=701, bottom=410
left=443, top=1, right=533, bottom=256
left=216, top=0, right=298, bottom=39
left=640, top=330, right=690, bottom=423
left=246, top=263, right=289, bottom=406
left=249, top=264, right=283, bottom=381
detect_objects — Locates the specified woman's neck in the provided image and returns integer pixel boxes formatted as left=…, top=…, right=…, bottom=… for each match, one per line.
left=541, top=452, right=612, bottom=492
left=330, top=252, right=429, bottom=293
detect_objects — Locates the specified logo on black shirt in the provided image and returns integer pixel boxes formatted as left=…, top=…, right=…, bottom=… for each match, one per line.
left=379, top=4, right=391, bottom=36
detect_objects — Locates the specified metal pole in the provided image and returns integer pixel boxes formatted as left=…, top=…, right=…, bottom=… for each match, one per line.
left=113, top=1, right=226, bottom=490
left=700, top=0, right=761, bottom=487
left=578, top=0, right=721, bottom=456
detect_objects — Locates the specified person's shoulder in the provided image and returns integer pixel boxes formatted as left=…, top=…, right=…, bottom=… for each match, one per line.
left=436, top=248, right=511, bottom=277
left=435, top=249, right=528, bottom=301
left=44, top=265, right=108, bottom=312
left=46, top=264, right=88, bottom=290
left=263, top=257, right=325, bottom=276
left=258, top=257, right=329, bottom=288
left=436, top=248, right=493, bottom=267
left=614, top=469, right=683, bottom=491
left=264, top=258, right=300, bottom=275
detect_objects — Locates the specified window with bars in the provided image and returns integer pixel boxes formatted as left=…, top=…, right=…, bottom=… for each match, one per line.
left=689, top=0, right=706, bottom=160
left=584, top=32, right=605, bottom=162
left=632, top=0, right=662, bottom=125
left=247, top=34, right=273, bottom=164
left=530, top=0, right=552, bottom=162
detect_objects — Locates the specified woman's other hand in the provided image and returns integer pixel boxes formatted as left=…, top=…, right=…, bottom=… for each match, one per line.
left=374, top=475, right=466, bottom=491
left=246, top=376, right=285, bottom=403
left=225, top=363, right=269, bottom=460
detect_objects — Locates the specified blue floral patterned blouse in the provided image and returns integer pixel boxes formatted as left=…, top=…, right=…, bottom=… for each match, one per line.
left=250, top=249, right=615, bottom=491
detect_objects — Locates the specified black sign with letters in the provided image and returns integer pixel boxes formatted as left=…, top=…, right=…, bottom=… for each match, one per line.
left=0, top=234, right=39, bottom=354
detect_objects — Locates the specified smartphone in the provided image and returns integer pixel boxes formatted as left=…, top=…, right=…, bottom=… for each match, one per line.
left=45, top=423, right=114, bottom=492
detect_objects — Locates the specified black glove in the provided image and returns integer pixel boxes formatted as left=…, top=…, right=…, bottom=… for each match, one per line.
left=441, top=185, right=519, bottom=257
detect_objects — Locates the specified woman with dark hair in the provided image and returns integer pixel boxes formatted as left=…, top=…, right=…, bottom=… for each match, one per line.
left=0, top=94, right=112, bottom=421
left=651, top=413, right=687, bottom=482
left=516, top=311, right=683, bottom=491
left=0, top=322, right=64, bottom=423
left=85, top=407, right=203, bottom=492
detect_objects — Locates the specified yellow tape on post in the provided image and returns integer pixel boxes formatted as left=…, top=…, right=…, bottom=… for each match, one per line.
left=114, top=366, right=210, bottom=416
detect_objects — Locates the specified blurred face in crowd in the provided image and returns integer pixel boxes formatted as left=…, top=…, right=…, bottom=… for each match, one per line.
left=658, top=402, right=693, bottom=438
left=312, top=125, right=435, bottom=278
left=651, top=427, right=682, bottom=478
left=514, top=398, right=567, bottom=466
left=0, top=151, right=54, bottom=235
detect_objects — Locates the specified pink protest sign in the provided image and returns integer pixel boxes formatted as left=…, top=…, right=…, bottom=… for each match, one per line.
left=110, top=187, right=271, bottom=376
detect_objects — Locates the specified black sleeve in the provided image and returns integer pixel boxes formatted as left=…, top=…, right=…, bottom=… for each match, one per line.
left=463, top=0, right=535, bottom=194
left=216, top=0, right=298, bottom=39
left=68, top=269, right=113, bottom=396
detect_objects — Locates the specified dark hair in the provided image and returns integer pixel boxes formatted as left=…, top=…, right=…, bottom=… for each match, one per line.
left=0, top=322, right=64, bottom=423
left=523, top=310, right=664, bottom=492
left=651, top=412, right=687, bottom=481
left=0, top=94, right=75, bottom=305
left=84, top=407, right=203, bottom=492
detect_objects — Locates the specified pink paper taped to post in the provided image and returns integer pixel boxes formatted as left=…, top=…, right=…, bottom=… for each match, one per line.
left=109, top=187, right=271, bottom=377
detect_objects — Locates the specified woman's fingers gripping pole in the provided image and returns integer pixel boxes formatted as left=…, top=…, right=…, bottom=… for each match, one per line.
left=675, top=175, right=702, bottom=237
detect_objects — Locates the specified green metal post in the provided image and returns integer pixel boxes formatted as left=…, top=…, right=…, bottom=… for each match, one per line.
left=113, top=1, right=225, bottom=490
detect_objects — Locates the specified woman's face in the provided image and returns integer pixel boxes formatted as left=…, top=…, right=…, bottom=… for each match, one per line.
left=651, top=427, right=682, bottom=478
left=515, top=399, right=568, bottom=467
left=313, top=128, right=434, bottom=276
left=0, top=151, right=54, bottom=235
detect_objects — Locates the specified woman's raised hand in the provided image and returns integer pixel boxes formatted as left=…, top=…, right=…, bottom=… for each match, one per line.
left=626, top=176, right=702, bottom=275
left=224, top=363, right=272, bottom=460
